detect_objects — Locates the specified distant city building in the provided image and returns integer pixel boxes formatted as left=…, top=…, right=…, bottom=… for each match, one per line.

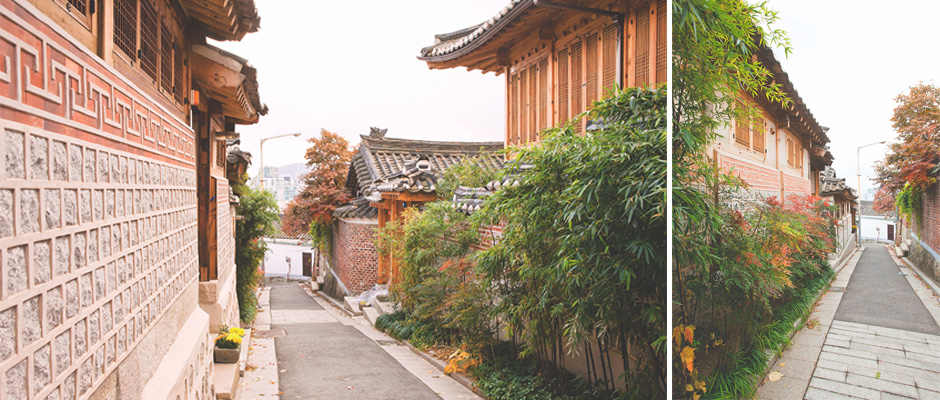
left=263, top=165, right=280, bottom=179
left=253, top=166, right=305, bottom=210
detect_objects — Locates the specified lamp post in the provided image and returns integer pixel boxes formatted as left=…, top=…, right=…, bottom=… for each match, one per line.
left=259, top=132, right=302, bottom=191
left=857, top=140, right=887, bottom=246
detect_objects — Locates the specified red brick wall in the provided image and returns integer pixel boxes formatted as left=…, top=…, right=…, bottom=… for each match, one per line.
left=921, top=184, right=940, bottom=253
left=331, top=219, right=378, bottom=293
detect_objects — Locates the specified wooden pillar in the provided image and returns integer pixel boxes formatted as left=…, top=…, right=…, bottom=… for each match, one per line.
left=376, top=207, right=390, bottom=285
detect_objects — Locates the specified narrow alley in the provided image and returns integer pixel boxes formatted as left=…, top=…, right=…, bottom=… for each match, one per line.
left=759, top=244, right=940, bottom=399
left=237, top=280, right=482, bottom=400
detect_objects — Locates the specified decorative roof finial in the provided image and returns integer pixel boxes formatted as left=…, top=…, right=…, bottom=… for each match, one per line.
left=369, top=127, right=388, bottom=139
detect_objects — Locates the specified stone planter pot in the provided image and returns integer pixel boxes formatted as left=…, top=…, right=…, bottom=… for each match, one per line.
left=214, top=346, right=240, bottom=363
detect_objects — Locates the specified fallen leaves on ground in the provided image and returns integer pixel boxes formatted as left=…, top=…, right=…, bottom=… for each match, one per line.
left=768, top=371, right=783, bottom=382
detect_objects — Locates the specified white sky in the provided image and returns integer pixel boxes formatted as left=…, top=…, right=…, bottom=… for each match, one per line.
left=211, top=0, right=510, bottom=179
left=770, top=0, right=936, bottom=198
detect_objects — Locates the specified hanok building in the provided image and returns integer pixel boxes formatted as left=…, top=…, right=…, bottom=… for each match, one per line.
left=0, top=0, right=264, bottom=399
left=819, top=167, right=858, bottom=259
left=419, top=0, right=668, bottom=147
left=709, top=46, right=833, bottom=201
left=331, top=128, right=503, bottom=293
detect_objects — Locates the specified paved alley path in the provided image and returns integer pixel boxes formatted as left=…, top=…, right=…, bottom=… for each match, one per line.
left=834, top=245, right=940, bottom=335
left=759, top=244, right=940, bottom=399
left=267, top=280, right=480, bottom=400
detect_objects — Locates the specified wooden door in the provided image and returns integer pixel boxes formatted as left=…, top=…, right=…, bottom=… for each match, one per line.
left=887, top=224, right=895, bottom=241
left=302, top=252, right=312, bottom=277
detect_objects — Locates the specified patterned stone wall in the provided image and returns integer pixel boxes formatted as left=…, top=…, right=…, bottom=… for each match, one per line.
left=331, top=218, right=378, bottom=294
left=214, top=178, right=237, bottom=328
left=0, top=1, right=202, bottom=399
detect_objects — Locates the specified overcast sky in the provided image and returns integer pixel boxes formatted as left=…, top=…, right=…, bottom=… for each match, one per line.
left=770, top=0, right=937, bottom=199
left=211, top=0, right=510, bottom=179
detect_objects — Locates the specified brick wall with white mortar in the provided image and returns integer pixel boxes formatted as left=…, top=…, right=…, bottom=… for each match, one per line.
left=331, top=218, right=378, bottom=293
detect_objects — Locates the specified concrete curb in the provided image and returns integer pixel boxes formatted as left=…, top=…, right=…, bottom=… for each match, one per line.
left=755, top=246, right=860, bottom=392
left=900, top=256, right=940, bottom=299
left=400, top=341, right=491, bottom=400
left=316, top=290, right=356, bottom=317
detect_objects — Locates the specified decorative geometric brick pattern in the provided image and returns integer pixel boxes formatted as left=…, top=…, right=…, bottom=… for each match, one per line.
left=0, top=2, right=199, bottom=399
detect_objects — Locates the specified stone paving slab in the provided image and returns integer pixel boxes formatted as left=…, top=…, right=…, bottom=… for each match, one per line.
left=236, top=287, right=280, bottom=400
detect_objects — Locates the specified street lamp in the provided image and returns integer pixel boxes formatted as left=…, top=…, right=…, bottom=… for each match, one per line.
left=259, top=132, right=302, bottom=191
left=857, top=140, right=887, bottom=246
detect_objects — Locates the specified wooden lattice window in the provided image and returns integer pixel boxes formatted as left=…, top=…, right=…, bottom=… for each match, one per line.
left=786, top=137, right=795, bottom=167
left=634, top=3, right=650, bottom=87
left=509, top=73, right=519, bottom=145
left=557, top=48, right=569, bottom=124
left=752, top=122, right=765, bottom=153
left=139, top=0, right=159, bottom=81
left=528, top=64, right=537, bottom=141
left=174, top=37, right=185, bottom=104
left=734, top=99, right=750, bottom=147
left=57, top=0, right=93, bottom=25
left=570, top=40, right=583, bottom=132
left=68, top=0, right=87, bottom=14
left=507, top=54, right=550, bottom=146
left=602, top=24, right=618, bottom=91
left=217, top=141, right=226, bottom=168
left=656, top=0, right=667, bottom=84
left=160, top=22, right=173, bottom=93
left=586, top=33, right=599, bottom=105
left=518, top=68, right=527, bottom=145
left=114, top=0, right=138, bottom=59
left=537, top=57, right=549, bottom=141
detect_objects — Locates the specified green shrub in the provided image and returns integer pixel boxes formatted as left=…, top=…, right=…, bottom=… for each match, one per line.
left=233, top=183, right=278, bottom=323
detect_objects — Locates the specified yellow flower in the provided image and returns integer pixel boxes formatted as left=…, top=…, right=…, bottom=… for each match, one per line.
left=231, top=328, right=245, bottom=336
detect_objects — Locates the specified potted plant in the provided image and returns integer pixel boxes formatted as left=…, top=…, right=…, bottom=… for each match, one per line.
left=214, top=325, right=245, bottom=363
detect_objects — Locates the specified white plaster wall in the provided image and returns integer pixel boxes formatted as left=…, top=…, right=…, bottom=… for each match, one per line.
left=262, top=239, right=316, bottom=279
left=860, top=216, right=896, bottom=242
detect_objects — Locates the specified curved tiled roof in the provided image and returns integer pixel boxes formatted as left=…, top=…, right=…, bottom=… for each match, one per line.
left=755, top=45, right=830, bottom=146
left=269, top=219, right=313, bottom=241
left=335, top=130, right=504, bottom=219
left=334, top=198, right=378, bottom=219
left=418, top=0, right=531, bottom=61
left=820, top=167, right=857, bottom=199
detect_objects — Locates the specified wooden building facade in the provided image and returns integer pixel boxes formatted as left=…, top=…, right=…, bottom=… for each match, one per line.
left=419, top=0, right=667, bottom=147
left=708, top=47, right=832, bottom=203
left=0, top=0, right=262, bottom=399
left=332, top=129, right=503, bottom=292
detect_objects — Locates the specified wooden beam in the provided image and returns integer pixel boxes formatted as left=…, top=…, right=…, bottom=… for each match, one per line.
left=497, top=47, right=510, bottom=67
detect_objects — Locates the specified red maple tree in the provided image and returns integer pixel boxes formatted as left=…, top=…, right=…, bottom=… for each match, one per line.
left=281, top=129, right=354, bottom=237
left=875, top=82, right=940, bottom=193
left=871, top=186, right=896, bottom=215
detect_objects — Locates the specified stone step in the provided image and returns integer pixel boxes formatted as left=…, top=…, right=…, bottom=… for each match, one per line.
left=374, top=301, right=397, bottom=315
left=362, top=306, right=381, bottom=326
left=343, top=296, right=363, bottom=316
left=212, top=361, right=239, bottom=400
left=316, top=275, right=325, bottom=285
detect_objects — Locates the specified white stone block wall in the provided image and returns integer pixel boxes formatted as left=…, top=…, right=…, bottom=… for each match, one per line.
left=0, top=1, right=207, bottom=398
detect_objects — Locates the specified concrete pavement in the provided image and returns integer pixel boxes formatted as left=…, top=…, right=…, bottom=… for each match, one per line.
left=759, top=244, right=940, bottom=399
left=835, top=244, right=939, bottom=335
left=238, top=280, right=482, bottom=400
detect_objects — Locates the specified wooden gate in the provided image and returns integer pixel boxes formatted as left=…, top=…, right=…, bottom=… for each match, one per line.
left=887, top=224, right=895, bottom=241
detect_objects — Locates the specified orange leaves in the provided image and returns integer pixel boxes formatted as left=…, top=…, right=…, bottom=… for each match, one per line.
left=675, top=323, right=707, bottom=398
left=674, top=324, right=696, bottom=372
left=443, top=348, right=479, bottom=375
left=680, top=346, right=695, bottom=372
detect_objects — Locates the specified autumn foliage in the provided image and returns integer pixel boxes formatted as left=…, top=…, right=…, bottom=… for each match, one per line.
left=281, top=129, right=354, bottom=237
left=872, top=186, right=897, bottom=215
left=875, top=83, right=940, bottom=193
